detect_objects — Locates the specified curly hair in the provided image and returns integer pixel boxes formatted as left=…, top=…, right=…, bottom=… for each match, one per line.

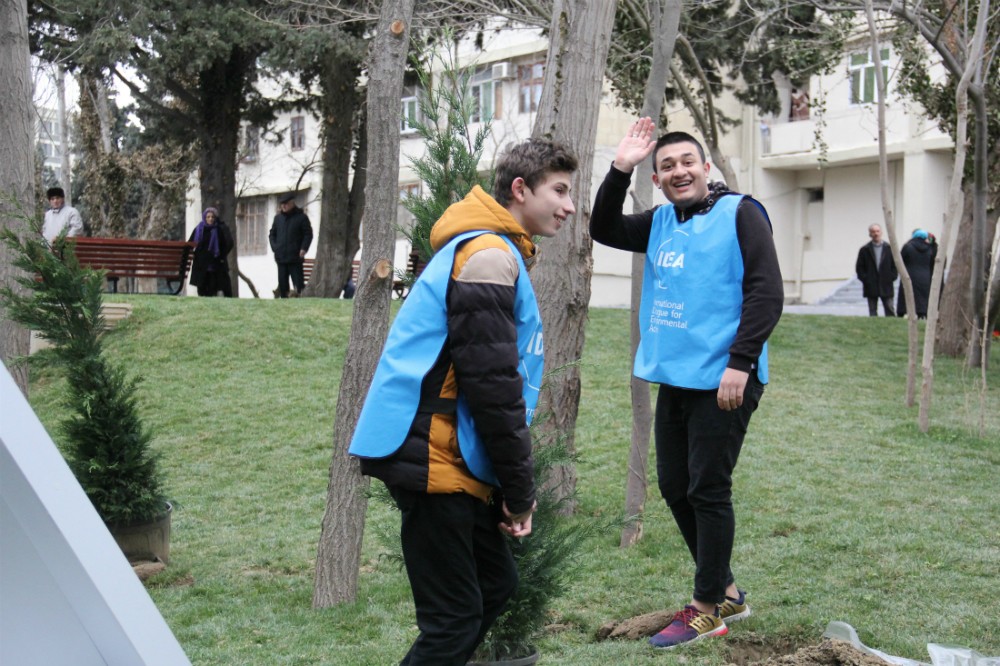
left=493, top=139, right=578, bottom=206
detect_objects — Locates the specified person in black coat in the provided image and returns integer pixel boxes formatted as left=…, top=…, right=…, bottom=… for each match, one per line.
left=188, top=207, right=234, bottom=297
left=855, top=223, right=897, bottom=316
left=897, top=229, right=937, bottom=319
left=269, top=192, right=314, bottom=298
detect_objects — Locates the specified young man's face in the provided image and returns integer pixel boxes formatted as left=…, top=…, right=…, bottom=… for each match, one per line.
left=651, top=141, right=711, bottom=209
left=48, top=195, right=65, bottom=210
left=515, top=171, right=576, bottom=238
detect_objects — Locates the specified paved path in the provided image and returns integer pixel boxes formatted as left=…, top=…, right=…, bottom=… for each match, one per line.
left=783, top=302, right=870, bottom=317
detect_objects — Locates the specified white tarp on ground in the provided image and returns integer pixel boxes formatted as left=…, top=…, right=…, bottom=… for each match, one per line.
left=824, top=621, right=1000, bottom=666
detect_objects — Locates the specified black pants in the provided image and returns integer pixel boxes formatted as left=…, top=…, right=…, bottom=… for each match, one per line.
left=867, top=295, right=895, bottom=317
left=654, top=373, right=764, bottom=604
left=276, top=261, right=304, bottom=297
left=196, top=269, right=233, bottom=297
left=389, top=487, right=518, bottom=666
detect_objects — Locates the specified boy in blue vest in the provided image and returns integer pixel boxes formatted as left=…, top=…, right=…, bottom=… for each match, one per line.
left=349, top=139, right=578, bottom=665
left=591, top=118, right=784, bottom=649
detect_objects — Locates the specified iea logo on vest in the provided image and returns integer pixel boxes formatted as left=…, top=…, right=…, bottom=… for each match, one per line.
left=653, top=231, right=688, bottom=290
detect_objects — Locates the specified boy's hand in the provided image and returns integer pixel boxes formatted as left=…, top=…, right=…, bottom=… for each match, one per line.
left=499, top=500, right=537, bottom=538
left=613, top=117, right=657, bottom=173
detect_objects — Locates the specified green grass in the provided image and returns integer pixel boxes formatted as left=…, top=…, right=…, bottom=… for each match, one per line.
left=27, top=297, right=1000, bottom=665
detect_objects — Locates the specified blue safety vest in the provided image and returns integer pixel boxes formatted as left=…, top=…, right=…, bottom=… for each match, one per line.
left=349, top=230, right=543, bottom=486
left=637, top=194, right=769, bottom=389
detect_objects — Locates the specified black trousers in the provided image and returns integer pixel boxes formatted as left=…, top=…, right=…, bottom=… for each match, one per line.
left=276, top=261, right=305, bottom=297
left=867, top=295, right=895, bottom=317
left=389, top=487, right=518, bottom=666
left=654, top=373, right=764, bottom=604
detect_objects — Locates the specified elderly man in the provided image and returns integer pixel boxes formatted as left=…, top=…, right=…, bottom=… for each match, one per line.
left=855, top=223, right=897, bottom=317
left=268, top=192, right=313, bottom=298
left=41, top=187, right=84, bottom=243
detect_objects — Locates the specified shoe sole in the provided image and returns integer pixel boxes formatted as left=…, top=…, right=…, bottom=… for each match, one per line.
left=650, top=624, right=728, bottom=650
left=722, top=605, right=751, bottom=624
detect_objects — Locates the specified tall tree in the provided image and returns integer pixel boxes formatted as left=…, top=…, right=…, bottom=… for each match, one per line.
left=0, top=0, right=35, bottom=395
left=313, top=0, right=415, bottom=607
left=529, top=0, right=618, bottom=506
left=31, top=0, right=295, bottom=296
left=614, top=0, right=682, bottom=548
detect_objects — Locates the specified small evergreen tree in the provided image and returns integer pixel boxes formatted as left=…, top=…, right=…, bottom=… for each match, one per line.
left=0, top=218, right=166, bottom=526
left=401, top=50, right=494, bottom=267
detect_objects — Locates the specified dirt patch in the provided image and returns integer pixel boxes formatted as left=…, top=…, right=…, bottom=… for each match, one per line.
left=598, top=614, right=888, bottom=666
left=725, top=634, right=803, bottom=664
left=728, top=639, right=891, bottom=666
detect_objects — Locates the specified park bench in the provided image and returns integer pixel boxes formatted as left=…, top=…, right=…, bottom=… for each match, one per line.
left=69, top=237, right=195, bottom=295
left=392, top=251, right=426, bottom=300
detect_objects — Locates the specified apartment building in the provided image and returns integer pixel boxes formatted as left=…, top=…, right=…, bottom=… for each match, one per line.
left=187, top=26, right=954, bottom=305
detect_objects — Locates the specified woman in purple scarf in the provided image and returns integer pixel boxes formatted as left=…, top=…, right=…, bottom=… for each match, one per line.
left=188, top=207, right=234, bottom=297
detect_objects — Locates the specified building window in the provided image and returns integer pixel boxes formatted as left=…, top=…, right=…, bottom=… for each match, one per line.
left=398, top=182, right=421, bottom=238
left=849, top=47, right=889, bottom=105
left=235, top=196, right=269, bottom=256
left=241, top=125, right=260, bottom=163
left=518, top=62, right=544, bottom=114
left=290, top=116, right=305, bottom=151
left=401, top=96, right=419, bottom=133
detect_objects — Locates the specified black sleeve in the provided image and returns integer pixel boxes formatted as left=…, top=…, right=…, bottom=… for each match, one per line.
left=729, top=198, right=784, bottom=372
left=590, top=164, right=657, bottom=253
left=447, top=262, right=535, bottom=514
left=268, top=217, right=277, bottom=252
left=300, top=215, right=314, bottom=254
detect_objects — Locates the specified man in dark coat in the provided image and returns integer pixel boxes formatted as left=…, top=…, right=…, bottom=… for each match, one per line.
left=855, top=223, right=897, bottom=317
left=269, top=192, right=313, bottom=298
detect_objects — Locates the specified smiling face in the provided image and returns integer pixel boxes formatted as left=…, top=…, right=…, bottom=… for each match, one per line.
left=651, top=141, right=711, bottom=209
left=512, top=171, right=576, bottom=238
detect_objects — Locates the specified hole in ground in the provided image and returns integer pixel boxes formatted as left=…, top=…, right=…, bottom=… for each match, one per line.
left=725, top=634, right=804, bottom=665
left=725, top=636, right=894, bottom=666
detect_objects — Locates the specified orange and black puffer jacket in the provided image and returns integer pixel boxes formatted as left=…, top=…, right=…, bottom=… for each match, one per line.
left=359, top=186, right=537, bottom=515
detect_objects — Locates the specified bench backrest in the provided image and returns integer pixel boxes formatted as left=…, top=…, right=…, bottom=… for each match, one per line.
left=69, top=238, right=195, bottom=294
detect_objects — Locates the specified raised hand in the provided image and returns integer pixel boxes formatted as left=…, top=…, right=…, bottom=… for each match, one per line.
left=613, top=117, right=657, bottom=173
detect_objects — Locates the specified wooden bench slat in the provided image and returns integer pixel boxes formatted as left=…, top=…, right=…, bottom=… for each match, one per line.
left=68, top=237, right=195, bottom=295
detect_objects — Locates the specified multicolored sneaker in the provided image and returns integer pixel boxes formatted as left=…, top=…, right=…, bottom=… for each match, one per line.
left=718, top=590, right=751, bottom=624
left=648, top=605, right=728, bottom=649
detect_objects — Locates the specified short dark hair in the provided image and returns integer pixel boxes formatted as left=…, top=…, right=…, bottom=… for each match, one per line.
left=651, top=132, right=706, bottom=170
left=46, top=187, right=65, bottom=199
left=493, top=138, right=578, bottom=207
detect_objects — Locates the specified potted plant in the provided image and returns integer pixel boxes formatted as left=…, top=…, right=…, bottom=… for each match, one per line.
left=1, top=222, right=171, bottom=562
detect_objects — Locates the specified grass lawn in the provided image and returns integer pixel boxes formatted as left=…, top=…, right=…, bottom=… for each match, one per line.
left=26, top=296, right=1000, bottom=665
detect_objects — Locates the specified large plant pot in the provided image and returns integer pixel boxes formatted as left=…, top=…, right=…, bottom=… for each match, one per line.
left=108, top=502, right=172, bottom=563
left=467, top=649, right=539, bottom=666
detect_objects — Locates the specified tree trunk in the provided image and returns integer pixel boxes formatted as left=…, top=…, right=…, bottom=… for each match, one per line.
left=937, top=188, right=976, bottom=356
left=530, top=0, right=618, bottom=510
left=304, top=50, right=363, bottom=298
left=966, top=69, right=989, bottom=368
left=918, top=0, right=989, bottom=432
left=197, top=47, right=256, bottom=298
left=78, top=71, right=127, bottom=237
left=313, top=0, right=414, bottom=608
left=621, top=0, right=681, bottom=548
left=0, top=0, right=34, bottom=395
left=863, top=5, right=918, bottom=405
